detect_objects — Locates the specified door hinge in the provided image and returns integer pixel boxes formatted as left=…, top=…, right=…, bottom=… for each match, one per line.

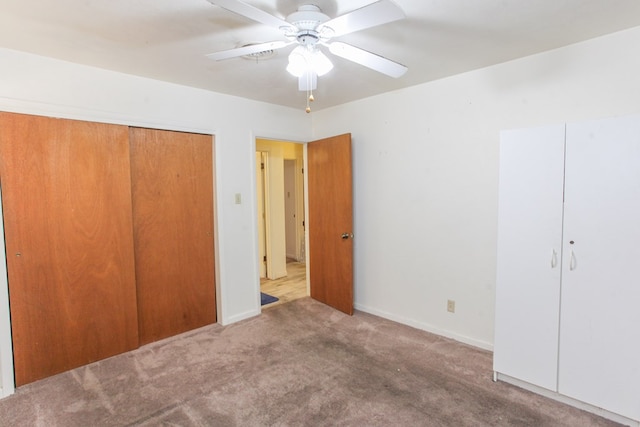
left=261, top=162, right=265, bottom=170
left=263, top=255, right=267, bottom=262
left=301, top=168, right=304, bottom=174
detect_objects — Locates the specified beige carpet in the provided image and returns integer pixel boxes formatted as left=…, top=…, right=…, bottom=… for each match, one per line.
left=0, top=298, right=621, bottom=426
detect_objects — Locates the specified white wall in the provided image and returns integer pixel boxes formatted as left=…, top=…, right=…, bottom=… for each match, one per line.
left=311, top=26, right=640, bottom=349
left=0, top=47, right=312, bottom=396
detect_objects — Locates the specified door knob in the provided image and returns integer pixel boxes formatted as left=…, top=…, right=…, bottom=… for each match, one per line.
left=341, top=233, right=354, bottom=239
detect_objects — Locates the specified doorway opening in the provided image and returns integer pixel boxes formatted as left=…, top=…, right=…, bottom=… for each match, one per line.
left=256, top=139, right=307, bottom=307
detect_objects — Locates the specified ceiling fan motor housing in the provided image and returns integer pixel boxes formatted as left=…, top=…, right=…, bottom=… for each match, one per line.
left=285, top=5, right=332, bottom=46
left=296, top=30, right=319, bottom=46
left=286, top=5, right=330, bottom=29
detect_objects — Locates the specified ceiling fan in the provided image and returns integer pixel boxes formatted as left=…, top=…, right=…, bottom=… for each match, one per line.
left=205, top=0, right=408, bottom=110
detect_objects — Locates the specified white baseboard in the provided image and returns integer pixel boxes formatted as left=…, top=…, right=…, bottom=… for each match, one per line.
left=0, top=385, right=15, bottom=400
left=354, top=303, right=493, bottom=351
left=220, top=308, right=260, bottom=326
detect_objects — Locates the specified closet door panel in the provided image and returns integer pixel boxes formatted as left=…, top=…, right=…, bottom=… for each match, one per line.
left=0, top=113, right=139, bottom=385
left=130, top=128, right=216, bottom=345
left=560, top=115, right=640, bottom=420
left=493, top=125, right=565, bottom=391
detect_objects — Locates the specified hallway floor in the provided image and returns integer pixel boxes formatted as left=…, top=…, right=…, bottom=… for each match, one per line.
left=260, top=261, right=307, bottom=308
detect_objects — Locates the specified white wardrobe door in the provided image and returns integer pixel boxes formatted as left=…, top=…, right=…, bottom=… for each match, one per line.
left=494, top=124, right=565, bottom=391
left=560, top=115, right=640, bottom=420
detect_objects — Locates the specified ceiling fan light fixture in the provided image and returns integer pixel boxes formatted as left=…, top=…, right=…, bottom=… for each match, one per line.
left=286, top=46, right=307, bottom=77
left=311, top=50, right=333, bottom=76
left=286, top=46, right=333, bottom=77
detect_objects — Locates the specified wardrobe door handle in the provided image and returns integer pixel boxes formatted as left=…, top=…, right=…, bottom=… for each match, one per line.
left=569, top=250, right=576, bottom=271
left=551, top=249, right=558, bottom=268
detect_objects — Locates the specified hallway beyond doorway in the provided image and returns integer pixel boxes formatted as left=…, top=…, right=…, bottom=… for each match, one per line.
left=260, top=261, right=306, bottom=308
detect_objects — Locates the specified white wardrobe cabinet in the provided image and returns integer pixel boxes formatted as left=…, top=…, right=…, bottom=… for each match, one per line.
left=493, top=115, right=640, bottom=425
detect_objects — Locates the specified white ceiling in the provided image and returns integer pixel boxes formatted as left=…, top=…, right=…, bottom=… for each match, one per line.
left=2, top=0, right=640, bottom=111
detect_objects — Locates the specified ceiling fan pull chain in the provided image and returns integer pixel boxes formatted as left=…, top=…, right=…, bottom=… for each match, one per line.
left=305, top=72, right=312, bottom=113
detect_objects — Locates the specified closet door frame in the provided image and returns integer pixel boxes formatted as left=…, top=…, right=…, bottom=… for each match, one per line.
left=0, top=187, right=14, bottom=397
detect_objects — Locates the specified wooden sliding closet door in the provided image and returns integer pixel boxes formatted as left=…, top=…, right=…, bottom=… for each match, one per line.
left=130, top=128, right=216, bottom=345
left=0, top=113, right=139, bottom=386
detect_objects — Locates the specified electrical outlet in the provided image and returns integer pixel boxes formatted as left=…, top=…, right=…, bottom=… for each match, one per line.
left=447, top=299, right=455, bottom=313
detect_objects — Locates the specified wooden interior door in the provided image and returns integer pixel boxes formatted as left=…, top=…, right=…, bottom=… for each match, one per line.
left=0, top=112, right=139, bottom=386
left=307, top=133, right=353, bottom=315
left=130, top=127, right=216, bottom=345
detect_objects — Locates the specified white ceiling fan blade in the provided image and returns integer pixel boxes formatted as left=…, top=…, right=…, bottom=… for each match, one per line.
left=206, top=0, right=291, bottom=29
left=328, top=42, right=407, bottom=78
left=319, top=0, right=405, bottom=38
left=206, top=41, right=290, bottom=61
